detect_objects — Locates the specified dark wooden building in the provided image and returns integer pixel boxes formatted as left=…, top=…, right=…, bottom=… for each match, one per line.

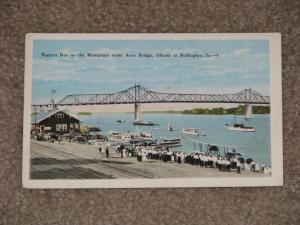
left=31, top=109, right=80, bottom=134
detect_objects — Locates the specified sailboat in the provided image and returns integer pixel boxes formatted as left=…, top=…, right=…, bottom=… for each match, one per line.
left=165, top=124, right=177, bottom=131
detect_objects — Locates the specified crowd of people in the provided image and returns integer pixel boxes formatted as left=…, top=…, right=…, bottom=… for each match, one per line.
left=96, top=142, right=271, bottom=175
left=135, top=146, right=270, bottom=174
left=137, top=147, right=243, bottom=173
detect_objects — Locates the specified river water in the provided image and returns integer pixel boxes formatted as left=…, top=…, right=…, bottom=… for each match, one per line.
left=78, top=113, right=271, bottom=165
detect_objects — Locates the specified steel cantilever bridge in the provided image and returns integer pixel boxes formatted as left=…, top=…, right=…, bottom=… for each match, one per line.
left=32, top=84, right=270, bottom=120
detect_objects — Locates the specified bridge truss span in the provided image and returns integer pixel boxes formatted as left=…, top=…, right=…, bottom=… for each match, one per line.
left=53, top=85, right=270, bottom=106
left=32, top=85, right=270, bottom=119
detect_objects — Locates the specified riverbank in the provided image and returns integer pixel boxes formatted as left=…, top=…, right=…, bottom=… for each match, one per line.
left=30, top=141, right=268, bottom=179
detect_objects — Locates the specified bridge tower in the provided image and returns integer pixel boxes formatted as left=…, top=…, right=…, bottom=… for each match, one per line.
left=244, top=88, right=253, bottom=119
left=244, top=104, right=253, bottom=119
left=48, top=97, right=57, bottom=111
left=134, top=103, right=141, bottom=121
left=134, top=84, right=142, bottom=122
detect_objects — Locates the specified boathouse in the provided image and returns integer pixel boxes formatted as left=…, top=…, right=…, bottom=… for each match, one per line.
left=31, top=109, right=80, bottom=134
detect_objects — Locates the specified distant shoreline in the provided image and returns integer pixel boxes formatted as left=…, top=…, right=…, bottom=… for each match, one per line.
left=75, top=106, right=270, bottom=115
left=76, top=112, right=92, bottom=115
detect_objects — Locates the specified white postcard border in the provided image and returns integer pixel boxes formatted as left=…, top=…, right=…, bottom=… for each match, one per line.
left=23, top=33, right=283, bottom=188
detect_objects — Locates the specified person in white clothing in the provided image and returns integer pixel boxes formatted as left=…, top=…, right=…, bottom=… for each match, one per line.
left=236, top=160, right=241, bottom=174
left=142, top=148, right=147, bottom=161
left=212, top=156, right=218, bottom=168
left=180, top=153, right=184, bottom=164
left=137, top=149, right=142, bottom=162
left=204, top=155, right=208, bottom=168
left=171, top=154, right=175, bottom=162
left=225, top=159, right=231, bottom=172
left=255, top=163, right=260, bottom=172
left=122, top=148, right=126, bottom=158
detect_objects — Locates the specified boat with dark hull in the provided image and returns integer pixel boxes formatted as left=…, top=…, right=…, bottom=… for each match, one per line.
left=225, top=115, right=255, bottom=132
left=116, top=120, right=127, bottom=123
left=159, top=138, right=182, bottom=148
left=225, top=123, right=256, bottom=132
left=133, top=120, right=156, bottom=126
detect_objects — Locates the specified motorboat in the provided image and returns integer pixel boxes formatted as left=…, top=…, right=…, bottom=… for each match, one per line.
left=159, top=138, right=182, bottom=148
left=225, top=115, right=255, bottom=132
left=162, top=138, right=181, bottom=143
left=133, top=120, right=155, bottom=126
left=116, top=120, right=126, bottom=123
left=225, top=123, right=255, bottom=132
left=182, top=128, right=205, bottom=136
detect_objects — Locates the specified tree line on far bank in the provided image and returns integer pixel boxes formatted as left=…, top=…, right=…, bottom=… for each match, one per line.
left=31, top=106, right=270, bottom=116
left=182, top=105, right=270, bottom=115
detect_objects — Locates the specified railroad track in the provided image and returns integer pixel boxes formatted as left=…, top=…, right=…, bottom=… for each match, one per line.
left=31, top=150, right=111, bottom=179
left=31, top=142, right=156, bottom=179
left=30, top=163, right=56, bottom=179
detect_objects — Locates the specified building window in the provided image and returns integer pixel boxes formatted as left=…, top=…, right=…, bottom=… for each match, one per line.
left=56, top=124, right=68, bottom=131
left=55, top=113, right=64, bottom=118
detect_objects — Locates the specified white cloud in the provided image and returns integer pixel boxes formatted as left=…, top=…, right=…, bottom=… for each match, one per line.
left=32, top=44, right=269, bottom=96
left=234, top=48, right=251, bottom=56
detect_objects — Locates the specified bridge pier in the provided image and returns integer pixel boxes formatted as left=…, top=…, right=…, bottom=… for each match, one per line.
left=134, top=103, right=141, bottom=121
left=244, top=104, right=253, bottom=119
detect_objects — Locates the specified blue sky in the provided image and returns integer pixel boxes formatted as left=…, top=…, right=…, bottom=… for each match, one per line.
left=32, top=39, right=269, bottom=103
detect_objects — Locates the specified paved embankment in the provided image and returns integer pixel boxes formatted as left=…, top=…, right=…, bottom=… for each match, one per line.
left=30, top=141, right=267, bottom=179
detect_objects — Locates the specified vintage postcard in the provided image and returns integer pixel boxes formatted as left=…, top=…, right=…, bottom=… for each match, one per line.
left=23, top=33, right=282, bottom=188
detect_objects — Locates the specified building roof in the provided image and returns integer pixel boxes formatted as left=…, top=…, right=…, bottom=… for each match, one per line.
left=31, top=109, right=80, bottom=124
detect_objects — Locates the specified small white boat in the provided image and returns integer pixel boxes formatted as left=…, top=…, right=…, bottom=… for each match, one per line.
left=182, top=128, right=205, bottom=136
left=159, top=138, right=182, bottom=148
left=225, top=124, right=255, bottom=132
